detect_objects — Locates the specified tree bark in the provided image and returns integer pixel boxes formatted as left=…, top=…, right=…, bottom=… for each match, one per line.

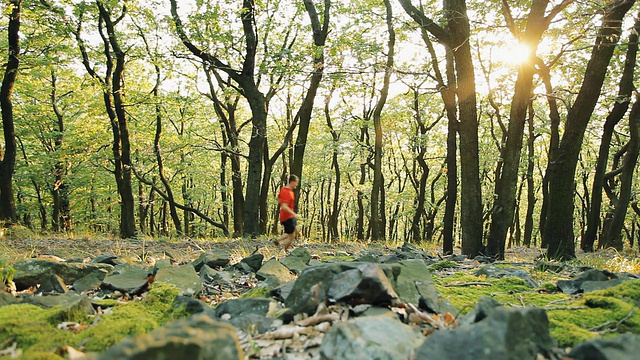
left=50, top=70, right=71, bottom=232
left=542, top=0, right=635, bottom=260
left=582, top=14, right=639, bottom=251
left=0, top=0, right=21, bottom=224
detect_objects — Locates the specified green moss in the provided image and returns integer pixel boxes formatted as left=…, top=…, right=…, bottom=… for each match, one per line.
left=539, top=282, right=560, bottom=293
left=241, top=286, right=272, bottom=299
left=0, top=304, right=74, bottom=355
left=588, top=279, right=640, bottom=301
left=429, top=260, right=458, bottom=271
left=93, top=299, right=119, bottom=308
left=140, top=282, right=181, bottom=324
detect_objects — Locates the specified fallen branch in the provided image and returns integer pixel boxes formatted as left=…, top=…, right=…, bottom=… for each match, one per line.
left=444, top=282, right=493, bottom=287
left=544, top=306, right=587, bottom=311
left=296, top=313, right=340, bottom=327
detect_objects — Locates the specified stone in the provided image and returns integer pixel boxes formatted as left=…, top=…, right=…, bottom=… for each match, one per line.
left=568, top=333, right=640, bottom=360
left=394, top=259, right=457, bottom=314
left=12, top=259, right=111, bottom=290
left=279, top=250, right=310, bottom=275
left=199, top=265, right=218, bottom=283
left=320, top=315, right=423, bottom=360
left=215, top=298, right=275, bottom=319
left=35, top=274, right=67, bottom=294
left=156, top=264, right=202, bottom=296
left=90, top=254, right=121, bottom=266
left=224, top=313, right=280, bottom=334
left=580, top=278, right=626, bottom=293
left=535, top=261, right=565, bottom=273
left=73, top=274, right=104, bottom=293
left=101, top=266, right=149, bottom=295
left=240, top=253, right=264, bottom=272
left=22, top=292, right=95, bottom=317
left=171, top=296, right=215, bottom=318
left=416, top=297, right=555, bottom=360
left=327, top=263, right=398, bottom=305
left=0, top=291, right=19, bottom=307
left=98, top=314, right=244, bottom=360
left=557, top=269, right=617, bottom=295
left=272, top=280, right=295, bottom=303
left=475, top=265, right=537, bottom=288
left=256, top=258, right=294, bottom=287
left=154, top=259, right=172, bottom=269
left=192, top=250, right=230, bottom=272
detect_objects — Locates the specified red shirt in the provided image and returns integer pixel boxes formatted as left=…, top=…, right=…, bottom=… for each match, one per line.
left=278, top=186, right=295, bottom=222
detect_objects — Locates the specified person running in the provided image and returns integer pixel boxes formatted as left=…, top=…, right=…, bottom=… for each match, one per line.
left=274, top=175, right=299, bottom=251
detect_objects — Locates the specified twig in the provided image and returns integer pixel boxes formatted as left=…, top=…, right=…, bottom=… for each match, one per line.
left=589, top=308, right=635, bottom=332
left=546, top=298, right=571, bottom=306
left=444, top=282, right=493, bottom=287
left=296, top=313, right=340, bottom=327
left=544, top=306, right=587, bottom=311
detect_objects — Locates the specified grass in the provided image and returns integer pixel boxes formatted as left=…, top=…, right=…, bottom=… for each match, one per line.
left=572, top=248, right=640, bottom=274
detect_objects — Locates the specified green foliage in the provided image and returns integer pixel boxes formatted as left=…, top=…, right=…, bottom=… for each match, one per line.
left=0, top=258, right=16, bottom=285
left=240, top=286, right=272, bottom=299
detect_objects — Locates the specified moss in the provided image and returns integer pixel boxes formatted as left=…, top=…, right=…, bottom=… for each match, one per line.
left=539, top=282, right=560, bottom=293
left=92, top=299, right=119, bottom=308
left=0, top=304, right=74, bottom=355
left=549, top=319, right=598, bottom=347
left=140, top=282, right=181, bottom=324
left=241, top=286, right=272, bottom=299
left=588, top=279, right=640, bottom=301
left=429, top=260, right=458, bottom=271
left=435, top=272, right=569, bottom=314
left=19, top=351, right=64, bottom=360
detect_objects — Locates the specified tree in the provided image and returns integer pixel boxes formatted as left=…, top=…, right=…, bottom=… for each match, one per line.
left=0, top=0, right=21, bottom=224
left=542, top=0, right=635, bottom=260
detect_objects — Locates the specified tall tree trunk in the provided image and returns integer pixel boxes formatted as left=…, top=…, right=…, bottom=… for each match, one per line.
left=371, top=0, right=395, bottom=241
left=582, top=14, right=639, bottom=251
left=542, top=0, right=634, bottom=260
left=325, top=90, right=340, bottom=241
left=523, top=103, right=537, bottom=247
left=0, top=0, right=21, bottom=224
left=50, top=70, right=71, bottom=231
left=291, top=0, right=331, bottom=209
left=446, top=0, right=483, bottom=257
left=600, top=97, right=640, bottom=249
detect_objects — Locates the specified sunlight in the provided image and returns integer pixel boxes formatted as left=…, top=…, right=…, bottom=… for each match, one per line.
left=492, top=42, right=533, bottom=65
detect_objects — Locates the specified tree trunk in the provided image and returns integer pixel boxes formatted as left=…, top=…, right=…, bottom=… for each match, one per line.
left=325, top=90, right=340, bottom=241
left=446, top=0, right=483, bottom=257
left=600, top=97, right=640, bottom=249
left=50, top=70, right=71, bottom=232
left=0, top=0, right=21, bottom=224
left=523, top=103, right=537, bottom=247
left=542, top=0, right=634, bottom=260
left=582, top=15, right=639, bottom=251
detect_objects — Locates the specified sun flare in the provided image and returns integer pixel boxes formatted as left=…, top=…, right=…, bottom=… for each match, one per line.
left=493, top=43, right=533, bottom=65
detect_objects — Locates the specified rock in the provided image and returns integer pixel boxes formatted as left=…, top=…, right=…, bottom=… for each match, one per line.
left=224, top=313, right=280, bottom=334
left=13, top=259, right=111, bottom=290
left=580, top=278, right=626, bottom=293
left=0, top=291, right=19, bottom=307
left=272, top=280, right=295, bottom=303
left=101, top=266, right=149, bottom=295
left=240, top=253, right=264, bottom=272
left=535, top=261, right=565, bottom=273
left=35, top=274, right=67, bottom=294
left=154, top=259, right=172, bottom=269
left=355, top=251, right=381, bottom=263
left=22, top=292, right=95, bottom=317
left=475, top=265, right=537, bottom=288
left=568, top=333, right=640, bottom=360
left=285, top=262, right=399, bottom=317
left=90, top=254, right=121, bottom=266
left=156, top=264, right=202, bottom=296
left=327, top=263, right=398, bottom=305
left=73, top=274, right=104, bottom=293
left=474, top=255, right=496, bottom=263
left=215, top=298, right=275, bottom=319
left=256, top=258, right=294, bottom=287
left=394, top=259, right=457, bottom=314
left=98, top=314, right=244, bottom=360
left=171, top=296, right=215, bottom=318
left=199, top=265, right=218, bottom=283
left=379, top=254, right=401, bottom=263
left=192, top=250, right=230, bottom=272
left=557, top=269, right=617, bottom=295
left=279, top=248, right=311, bottom=274
left=320, top=315, right=423, bottom=360
left=416, top=297, right=555, bottom=360
left=230, top=261, right=254, bottom=274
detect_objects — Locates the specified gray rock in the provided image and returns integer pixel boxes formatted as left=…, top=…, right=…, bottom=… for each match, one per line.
left=279, top=255, right=308, bottom=275
left=22, top=292, right=95, bottom=318
left=90, top=254, right=121, bottom=266
left=272, top=280, right=295, bottom=303
left=416, top=297, right=555, bottom=360
left=73, top=274, right=105, bottom=293
left=199, top=265, right=218, bottom=283
left=557, top=269, right=617, bottom=295
left=535, top=261, right=565, bottom=273
left=224, top=313, right=280, bottom=334
left=240, top=253, right=264, bottom=272
left=256, top=258, right=294, bottom=287
left=215, top=298, right=275, bottom=318
left=36, top=274, right=68, bottom=294
left=156, top=264, right=202, bottom=296
left=192, top=250, right=230, bottom=272
left=289, top=247, right=312, bottom=264
left=568, top=333, right=640, bottom=360
left=13, top=259, right=111, bottom=290
left=327, top=263, right=398, bottom=305
left=101, top=266, right=149, bottom=295
left=171, top=296, right=215, bottom=318
left=475, top=265, right=537, bottom=288
left=154, top=259, right=172, bottom=269
left=0, top=291, right=19, bottom=307
left=98, top=314, right=244, bottom=360
left=320, top=315, right=423, bottom=360
left=230, top=261, right=254, bottom=274
left=580, top=278, right=626, bottom=293
left=394, top=259, right=457, bottom=314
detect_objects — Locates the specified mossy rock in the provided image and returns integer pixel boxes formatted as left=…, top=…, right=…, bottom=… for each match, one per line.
left=241, top=286, right=273, bottom=299
left=429, top=260, right=458, bottom=271
left=0, top=304, right=75, bottom=353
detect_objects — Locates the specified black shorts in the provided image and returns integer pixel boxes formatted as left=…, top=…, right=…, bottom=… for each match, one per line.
left=281, top=218, right=297, bottom=234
